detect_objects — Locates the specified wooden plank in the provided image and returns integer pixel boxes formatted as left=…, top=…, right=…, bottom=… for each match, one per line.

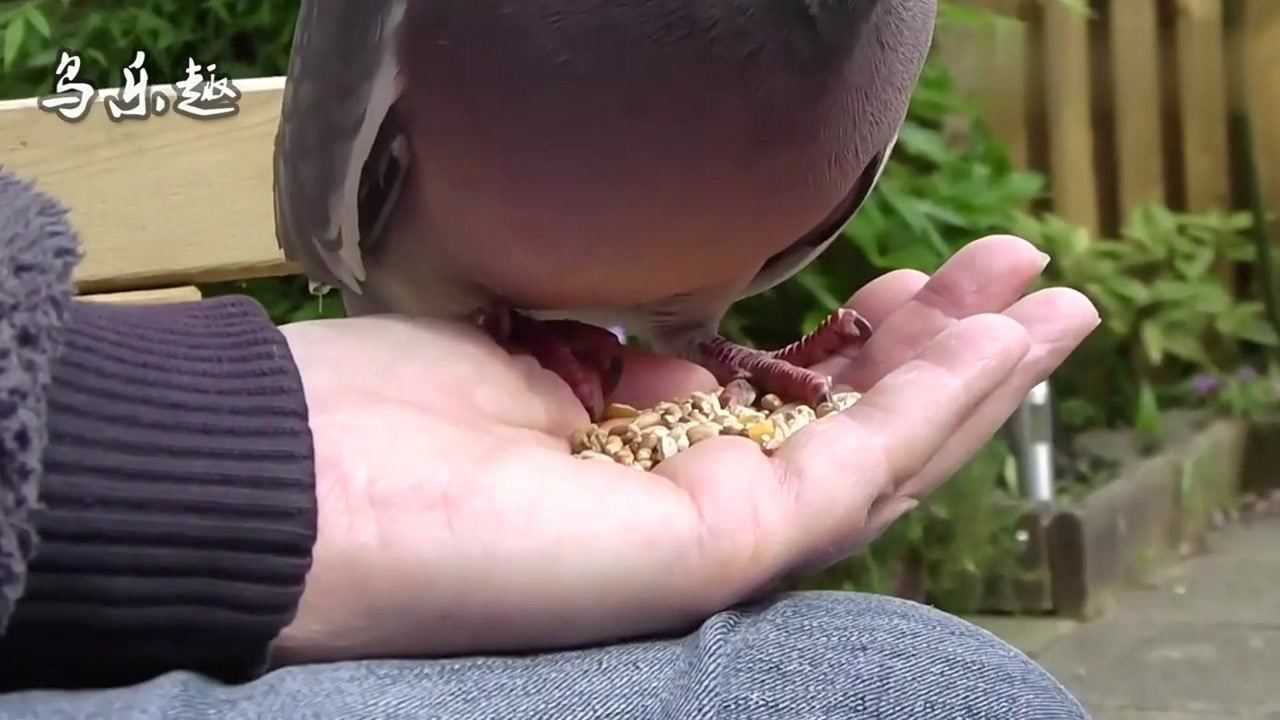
left=0, top=77, right=297, bottom=293
left=1241, top=0, right=1280, bottom=230
left=1040, top=0, right=1101, bottom=233
left=1174, top=0, right=1231, bottom=212
left=79, top=286, right=203, bottom=305
left=1109, top=0, right=1166, bottom=214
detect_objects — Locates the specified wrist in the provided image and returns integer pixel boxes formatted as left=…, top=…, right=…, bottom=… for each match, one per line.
left=267, top=328, right=365, bottom=667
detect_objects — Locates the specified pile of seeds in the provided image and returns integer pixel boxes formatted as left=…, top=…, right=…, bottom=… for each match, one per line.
left=570, top=386, right=861, bottom=470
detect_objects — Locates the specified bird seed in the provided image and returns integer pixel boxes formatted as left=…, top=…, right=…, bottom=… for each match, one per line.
left=570, top=386, right=861, bottom=470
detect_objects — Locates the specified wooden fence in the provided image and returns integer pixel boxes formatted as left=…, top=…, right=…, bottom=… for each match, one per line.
left=938, top=0, right=1280, bottom=237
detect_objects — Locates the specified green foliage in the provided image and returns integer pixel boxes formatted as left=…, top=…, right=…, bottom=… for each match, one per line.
left=1013, top=206, right=1278, bottom=437
left=1172, top=364, right=1280, bottom=423
left=0, top=0, right=298, bottom=99
left=1209, top=368, right=1280, bottom=421
left=202, top=276, right=346, bottom=324
left=803, top=438, right=1028, bottom=614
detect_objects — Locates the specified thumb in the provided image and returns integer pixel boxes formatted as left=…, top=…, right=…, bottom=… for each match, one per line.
left=611, top=347, right=719, bottom=409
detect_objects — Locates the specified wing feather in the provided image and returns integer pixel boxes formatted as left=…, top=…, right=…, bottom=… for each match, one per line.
left=273, top=0, right=406, bottom=293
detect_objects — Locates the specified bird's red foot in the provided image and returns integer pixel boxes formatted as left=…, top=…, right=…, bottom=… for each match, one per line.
left=475, top=309, right=624, bottom=420
left=698, top=308, right=873, bottom=407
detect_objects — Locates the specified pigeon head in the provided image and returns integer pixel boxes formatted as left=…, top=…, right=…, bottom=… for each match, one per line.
left=382, top=0, right=936, bottom=310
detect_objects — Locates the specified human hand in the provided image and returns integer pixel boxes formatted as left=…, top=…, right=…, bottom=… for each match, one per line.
left=268, top=235, right=1099, bottom=664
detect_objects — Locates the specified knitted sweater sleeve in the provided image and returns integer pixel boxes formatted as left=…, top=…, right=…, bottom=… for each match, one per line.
left=0, top=169, right=318, bottom=690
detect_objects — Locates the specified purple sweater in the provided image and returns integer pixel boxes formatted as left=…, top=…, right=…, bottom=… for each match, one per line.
left=0, top=169, right=317, bottom=689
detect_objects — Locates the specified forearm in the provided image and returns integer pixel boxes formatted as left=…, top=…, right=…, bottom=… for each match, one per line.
left=0, top=297, right=318, bottom=691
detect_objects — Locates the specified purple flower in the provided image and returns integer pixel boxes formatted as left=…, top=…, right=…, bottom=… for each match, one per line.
left=1237, top=366, right=1260, bottom=383
left=1191, top=373, right=1221, bottom=397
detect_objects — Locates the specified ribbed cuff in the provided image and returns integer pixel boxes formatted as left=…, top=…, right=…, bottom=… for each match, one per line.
left=0, top=296, right=317, bottom=690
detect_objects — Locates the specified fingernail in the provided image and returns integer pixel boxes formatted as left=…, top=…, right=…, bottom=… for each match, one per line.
left=1036, top=251, right=1052, bottom=270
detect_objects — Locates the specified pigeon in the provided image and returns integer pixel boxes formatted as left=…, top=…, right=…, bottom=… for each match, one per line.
left=273, top=0, right=937, bottom=420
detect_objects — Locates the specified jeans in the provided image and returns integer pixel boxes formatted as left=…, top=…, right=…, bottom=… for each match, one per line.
left=0, top=592, right=1088, bottom=719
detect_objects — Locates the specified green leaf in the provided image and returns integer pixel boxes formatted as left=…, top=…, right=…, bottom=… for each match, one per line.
left=1134, top=381, right=1163, bottom=440
left=908, top=198, right=970, bottom=228
left=897, top=123, right=952, bottom=166
left=792, top=271, right=842, bottom=311
left=1147, top=280, right=1204, bottom=303
left=1149, top=305, right=1210, bottom=335
left=1161, top=332, right=1212, bottom=366
left=1001, top=171, right=1046, bottom=200
left=84, top=48, right=109, bottom=69
left=1215, top=303, right=1280, bottom=346
left=1172, top=244, right=1216, bottom=279
left=1150, top=281, right=1232, bottom=314
left=3, top=16, right=26, bottom=71
left=22, top=6, right=50, bottom=38
left=1106, top=275, right=1153, bottom=306
left=208, top=0, right=233, bottom=24
left=1140, top=322, right=1165, bottom=365
left=1058, top=397, right=1104, bottom=430
left=878, top=245, right=945, bottom=273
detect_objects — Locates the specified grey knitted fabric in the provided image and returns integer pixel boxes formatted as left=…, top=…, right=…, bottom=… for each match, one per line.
left=0, top=168, right=80, bottom=635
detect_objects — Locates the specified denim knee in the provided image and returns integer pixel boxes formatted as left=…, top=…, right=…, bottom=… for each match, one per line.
left=690, top=590, right=1089, bottom=719
left=0, top=591, right=1091, bottom=720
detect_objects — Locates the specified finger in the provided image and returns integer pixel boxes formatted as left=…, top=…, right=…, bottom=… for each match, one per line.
left=794, top=269, right=931, bottom=374
left=781, top=313, right=1030, bottom=572
left=844, top=268, right=930, bottom=328
left=610, top=269, right=931, bottom=408
left=673, top=313, right=1031, bottom=580
left=611, top=348, right=718, bottom=408
left=888, top=286, right=1100, bottom=503
left=819, top=235, right=1050, bottom=386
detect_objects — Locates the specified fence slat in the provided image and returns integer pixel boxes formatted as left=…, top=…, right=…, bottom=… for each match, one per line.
left=1242, top=0, right=1280, bottom=229
left=1174, top=0, right=1231, bottom=212
left=1040, top=0, right=1101, bottom=233
left=1110, top=0, right=1167, bottom=214
left=935, top=12, right=1031, bottom=168
left=80, top=286, right=204, bottom=305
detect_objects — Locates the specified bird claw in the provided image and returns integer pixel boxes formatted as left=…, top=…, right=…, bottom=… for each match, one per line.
left=479, top=308, right=625, bottom=420
left=698, top=307, right=872, bottom=407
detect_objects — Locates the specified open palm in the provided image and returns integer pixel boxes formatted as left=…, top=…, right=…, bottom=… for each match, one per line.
left=269, top=235, right=1098, bottom=665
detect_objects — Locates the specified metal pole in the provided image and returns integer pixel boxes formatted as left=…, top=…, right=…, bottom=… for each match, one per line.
left=1006, top=379, right=1056, bottom=505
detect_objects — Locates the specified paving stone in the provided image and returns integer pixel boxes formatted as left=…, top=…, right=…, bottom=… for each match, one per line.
left=967, top=518, right=1280, bottom=718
